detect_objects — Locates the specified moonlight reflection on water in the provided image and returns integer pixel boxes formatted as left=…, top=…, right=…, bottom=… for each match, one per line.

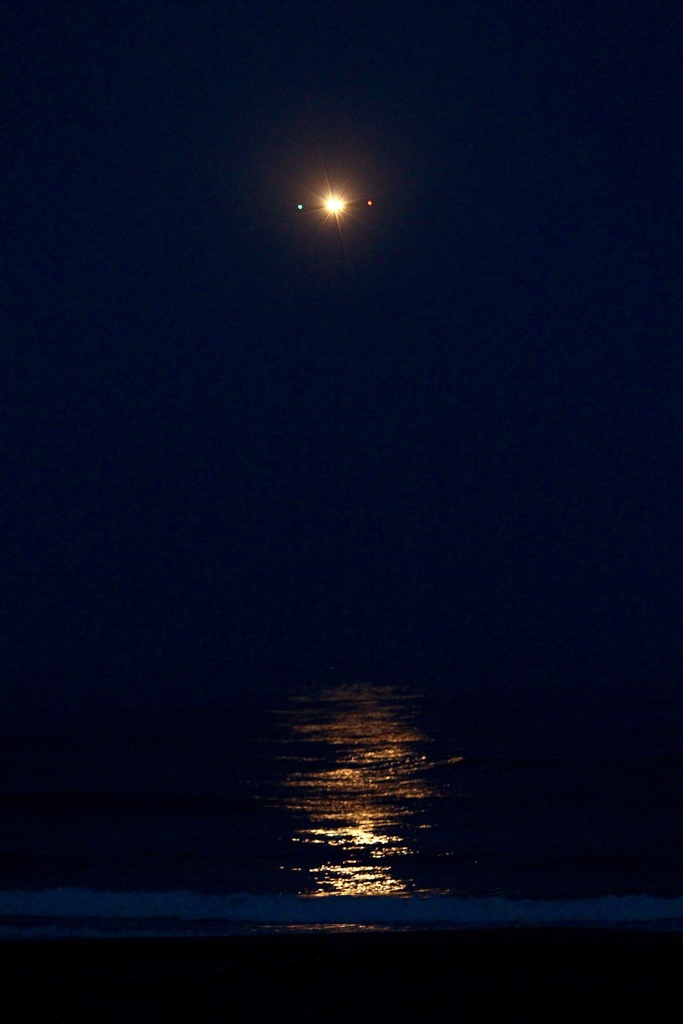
left=276, top=682, right=460, bottom=896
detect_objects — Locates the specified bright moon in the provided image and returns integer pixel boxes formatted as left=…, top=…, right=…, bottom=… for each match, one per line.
left=325, top=197, right=345, bottom=213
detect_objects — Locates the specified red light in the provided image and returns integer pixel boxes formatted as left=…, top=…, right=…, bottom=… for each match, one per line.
left=367, top=200, right=373, bottom=206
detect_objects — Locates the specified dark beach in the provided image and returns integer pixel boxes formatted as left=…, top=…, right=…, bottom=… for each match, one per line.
left=4, top=929, right=683, bottom=1023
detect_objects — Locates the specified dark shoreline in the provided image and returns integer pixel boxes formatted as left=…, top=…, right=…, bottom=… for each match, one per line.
left=5, top=929, right=683, bottom=1022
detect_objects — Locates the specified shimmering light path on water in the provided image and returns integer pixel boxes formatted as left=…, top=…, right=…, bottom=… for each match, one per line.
left=273, top=682, right=461, bottom=896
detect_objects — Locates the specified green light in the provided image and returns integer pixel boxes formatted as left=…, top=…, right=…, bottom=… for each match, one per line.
left=297, top=203, right=303, bottom=210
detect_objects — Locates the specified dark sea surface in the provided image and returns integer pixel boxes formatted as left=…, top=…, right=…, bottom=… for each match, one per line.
left=3, top=663, right=683, bottom=935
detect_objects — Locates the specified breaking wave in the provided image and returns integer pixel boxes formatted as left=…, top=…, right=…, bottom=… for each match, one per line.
left=3, top=889, right=683, bottom=938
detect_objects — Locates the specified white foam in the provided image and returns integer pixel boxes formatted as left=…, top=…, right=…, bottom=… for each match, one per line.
left=2, top=889, right=683, bottom=937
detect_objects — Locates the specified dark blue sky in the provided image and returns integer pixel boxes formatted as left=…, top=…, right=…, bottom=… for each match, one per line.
left=3, top=2, right=682, bottom=709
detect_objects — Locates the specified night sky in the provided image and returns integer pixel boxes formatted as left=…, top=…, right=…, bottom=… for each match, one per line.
left=4, top=2, right=682, bottom=718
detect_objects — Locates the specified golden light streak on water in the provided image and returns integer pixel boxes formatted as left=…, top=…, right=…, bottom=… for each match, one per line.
left=279, top=682, right=454, bottom=896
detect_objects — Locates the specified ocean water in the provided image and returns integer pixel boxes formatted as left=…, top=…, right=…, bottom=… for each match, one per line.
left=3, top=667, right=683, bottom=936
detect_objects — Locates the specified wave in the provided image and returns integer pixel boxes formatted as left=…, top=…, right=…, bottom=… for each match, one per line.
left=3, top=889, right=683, bottom=937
